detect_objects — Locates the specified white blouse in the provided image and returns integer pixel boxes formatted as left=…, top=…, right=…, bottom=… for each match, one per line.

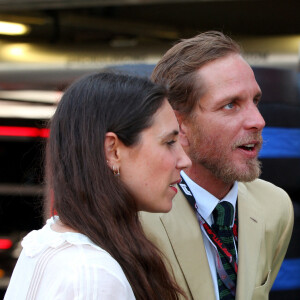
left=5, top=217, right=136, bottom=300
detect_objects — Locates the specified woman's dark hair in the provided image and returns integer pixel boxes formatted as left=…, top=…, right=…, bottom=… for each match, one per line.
left=46, top=72, right=185, bottom=299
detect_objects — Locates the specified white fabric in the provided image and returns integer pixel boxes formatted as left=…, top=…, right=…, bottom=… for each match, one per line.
left=181, top=171, right=238, bottom=300
left=4, top=217, right=135, bottom=300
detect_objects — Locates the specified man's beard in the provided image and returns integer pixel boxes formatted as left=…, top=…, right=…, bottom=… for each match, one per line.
left=188, top=125, right=262, bottom=184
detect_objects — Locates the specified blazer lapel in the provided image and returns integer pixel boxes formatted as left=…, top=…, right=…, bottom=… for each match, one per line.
left=160, top=190, right=215, bottom=300
left=236, top=183, right=264, bottom=300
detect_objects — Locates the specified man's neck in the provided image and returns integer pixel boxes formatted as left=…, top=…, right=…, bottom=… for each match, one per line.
left=184, top=164, right=233, bottom=200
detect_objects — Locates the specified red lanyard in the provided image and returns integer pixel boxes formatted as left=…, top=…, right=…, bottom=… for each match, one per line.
left=195, top=205, right=238, bottom=272
left=178, top=177, right=238, bottom=295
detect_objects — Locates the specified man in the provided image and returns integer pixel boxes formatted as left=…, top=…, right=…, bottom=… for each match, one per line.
left=140, top=31, right=294, bottom=300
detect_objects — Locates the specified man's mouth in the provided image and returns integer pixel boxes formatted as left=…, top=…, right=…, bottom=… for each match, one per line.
left=238, top=143, right=256, bottom=151
left=233, top=133, right=263, bottom=153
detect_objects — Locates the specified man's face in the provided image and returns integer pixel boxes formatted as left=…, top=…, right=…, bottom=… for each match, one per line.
left=184, top=54, right=266, bottom=183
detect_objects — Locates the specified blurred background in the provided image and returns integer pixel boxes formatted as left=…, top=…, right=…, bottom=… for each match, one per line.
left=0, top=0, right=299, bottom=299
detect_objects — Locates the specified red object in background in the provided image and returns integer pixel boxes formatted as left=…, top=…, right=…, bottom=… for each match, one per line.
left=0, top=126, right=49, bottom=138
left=0, top=239, right=13, bottom=250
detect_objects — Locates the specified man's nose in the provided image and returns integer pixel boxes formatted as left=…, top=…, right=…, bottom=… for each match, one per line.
left=244, top=104, right=266, bottom=131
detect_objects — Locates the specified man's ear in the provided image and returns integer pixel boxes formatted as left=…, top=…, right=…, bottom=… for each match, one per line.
left=104, top=132, right=121, bottom=168
left=174, top=111, right=190, bottom=147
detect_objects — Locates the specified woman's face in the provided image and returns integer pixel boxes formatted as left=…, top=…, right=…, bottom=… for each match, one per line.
left=119, top=99, right=191, bottom=213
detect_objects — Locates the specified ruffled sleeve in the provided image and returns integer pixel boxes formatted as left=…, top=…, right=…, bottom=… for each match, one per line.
left=5, top=217, right=135, bottom=300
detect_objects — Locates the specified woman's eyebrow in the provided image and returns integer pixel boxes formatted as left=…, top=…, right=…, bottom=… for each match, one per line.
left=161, top=130, right=179, bottom=139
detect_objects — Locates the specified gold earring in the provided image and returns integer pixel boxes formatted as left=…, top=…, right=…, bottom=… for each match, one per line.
left=112, top=165, right=120, bottom=176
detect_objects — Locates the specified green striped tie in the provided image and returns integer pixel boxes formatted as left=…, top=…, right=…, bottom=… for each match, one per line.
left=212, top=201, right=237, bottom=300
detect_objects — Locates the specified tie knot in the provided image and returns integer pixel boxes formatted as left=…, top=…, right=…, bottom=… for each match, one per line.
left=213, top=201, right=234, bottom=227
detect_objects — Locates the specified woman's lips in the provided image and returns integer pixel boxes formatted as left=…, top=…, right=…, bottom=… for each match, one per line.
left=169, top=179, right=181, bottom=193
left=170, top=186, right=178, bottom=193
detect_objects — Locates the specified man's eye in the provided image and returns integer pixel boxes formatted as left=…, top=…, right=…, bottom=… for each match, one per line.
left=224, top=103, right=235, bottom=110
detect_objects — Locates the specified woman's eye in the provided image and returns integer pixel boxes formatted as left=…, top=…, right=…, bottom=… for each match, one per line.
left=167, top=140, right=176, bottom=146
left=224, top=102, right=235, bottom=110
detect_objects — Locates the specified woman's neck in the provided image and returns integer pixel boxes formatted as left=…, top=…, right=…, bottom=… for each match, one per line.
left=51, top=219, right=78, bottom=233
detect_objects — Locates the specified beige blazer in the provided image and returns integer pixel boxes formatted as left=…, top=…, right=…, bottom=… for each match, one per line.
left=140, top=179, right=294, bottom=300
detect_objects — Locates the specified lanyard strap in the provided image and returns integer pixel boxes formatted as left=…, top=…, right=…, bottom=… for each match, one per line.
left=178, top=177, right=238, bottom=272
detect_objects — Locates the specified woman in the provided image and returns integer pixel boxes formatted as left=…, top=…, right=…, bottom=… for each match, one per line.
left=5, top=72, right=191, bottom=299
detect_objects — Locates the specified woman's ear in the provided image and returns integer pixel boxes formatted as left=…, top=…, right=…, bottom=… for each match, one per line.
left=104, top=132, right=121, bottom=168
left=174, top=111, right=190, bottom=147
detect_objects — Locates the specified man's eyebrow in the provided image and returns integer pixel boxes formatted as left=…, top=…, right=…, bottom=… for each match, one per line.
left=217, top=91, right=262, bottom=106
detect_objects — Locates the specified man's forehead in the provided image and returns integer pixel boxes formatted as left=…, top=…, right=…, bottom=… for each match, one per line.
left=194, top=55, right=259, bottom=91
left=196, top=54, right=249, bottom=77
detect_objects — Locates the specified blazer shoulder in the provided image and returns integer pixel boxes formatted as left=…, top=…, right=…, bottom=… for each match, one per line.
left=239, top=178, right=291, bottom=203
left=238, top=179, right=293, bottom=226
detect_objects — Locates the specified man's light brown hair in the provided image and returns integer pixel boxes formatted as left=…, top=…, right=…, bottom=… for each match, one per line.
left=151, top=31, right=241, bottom=117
